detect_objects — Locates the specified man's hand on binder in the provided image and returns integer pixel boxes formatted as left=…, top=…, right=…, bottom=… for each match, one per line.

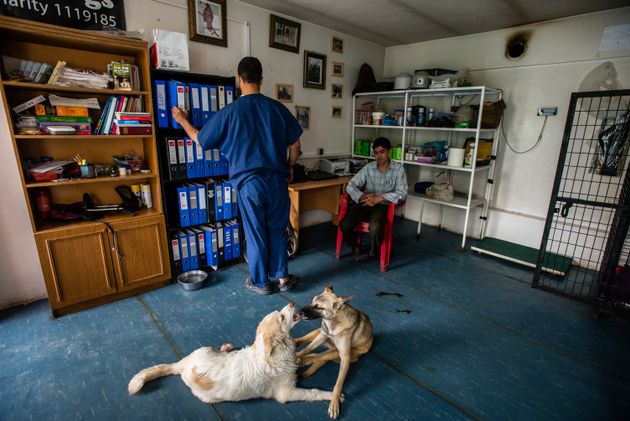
left=172, top=106, right=200, bottom=145
left=172, top=106, right=188, bottom=124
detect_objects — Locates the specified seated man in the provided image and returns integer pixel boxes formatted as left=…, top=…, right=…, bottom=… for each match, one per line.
left=340, top=137, right=408, bottom=261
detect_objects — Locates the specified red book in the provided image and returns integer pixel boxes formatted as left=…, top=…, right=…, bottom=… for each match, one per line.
left=116, top=125, right=152, bottom=135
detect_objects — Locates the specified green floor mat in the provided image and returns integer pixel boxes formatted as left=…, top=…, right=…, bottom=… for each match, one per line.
left=471, top=237, right=572, bottom=276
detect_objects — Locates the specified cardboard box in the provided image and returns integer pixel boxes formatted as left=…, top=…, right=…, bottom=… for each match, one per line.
left=150, top=29, right=190, bottom=71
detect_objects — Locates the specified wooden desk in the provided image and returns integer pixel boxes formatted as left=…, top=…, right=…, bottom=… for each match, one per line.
left=288, top=176, right=352, bottom=250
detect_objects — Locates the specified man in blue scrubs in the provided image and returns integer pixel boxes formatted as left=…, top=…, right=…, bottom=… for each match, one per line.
left=172, top=57, right=302, bottom=295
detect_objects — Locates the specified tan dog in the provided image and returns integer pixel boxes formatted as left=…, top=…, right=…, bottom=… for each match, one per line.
left=295, top=285, right=373, bottom=419
left=128, top=303, right=336, bottom=406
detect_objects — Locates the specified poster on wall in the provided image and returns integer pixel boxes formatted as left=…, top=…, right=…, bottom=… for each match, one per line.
left=0, top=0, right=126, bottom=30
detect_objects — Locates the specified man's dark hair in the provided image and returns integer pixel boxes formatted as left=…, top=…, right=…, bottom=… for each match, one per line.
left=372, top=137, right=391, bottom=150
left=237, top=57, right=263, bottom=84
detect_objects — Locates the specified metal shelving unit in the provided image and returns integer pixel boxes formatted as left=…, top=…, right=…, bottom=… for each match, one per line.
left=352, top=86, right=503, bottom=250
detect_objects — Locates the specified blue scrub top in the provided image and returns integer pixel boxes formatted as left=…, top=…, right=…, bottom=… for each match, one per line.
left=197, top=93, right=303, bottom=189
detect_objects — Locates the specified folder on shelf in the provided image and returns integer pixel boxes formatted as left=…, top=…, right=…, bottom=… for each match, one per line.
left=189, top=83, right=202, bottom=128
left=196, top=183, right=207, bottom=223
left=187, top=184, right=199, bottom=226
left=204, top=148, right=214, bottom=177
left=220, top=153, right=229, bottom=176
left=155, top=80, right=169, bottom=128
left=202, top=226, right=219, bottom=268
left=223, top=221, right=233, bottom=261
left=185, top=138, right=196, bottom=178
left=206, top=180, right=216, bottom=223
left=166, top=137, right=180, bottom=180
left=168, top=80, right=186, bottom=129
left=195, top=143, right=205, bottom=177
left=223, top=182, right=232, bottom=219
left=231, top=188, right=239, bottom=218
left=177, top=138, right=187, bottom=177
left=187, top=230, right=199, bottom=270
left=178, top=231, right=190, bottom=272
left=213, top=149, right=221, bottom=175
left=231, top=221, right=241, bottom=259
left=192, top=228, right=207, bottom=267
left=218, top=86, right=226, bottom=110
left=216, top=222, right=225, bottom=264
left=171, top=233, right=182, bottom=273
left=226, top=86, right=234, bottom=105
left=214, top=181, right=224, bottom=221
left=177, top=185, right=190, bottom=227
left=209, top=85, right=218, bottom=118
left=200, top=85, right=210, bottom=124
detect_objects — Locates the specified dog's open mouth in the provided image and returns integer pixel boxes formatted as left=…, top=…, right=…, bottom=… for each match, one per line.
left=293, top=313, right=300, bottom=322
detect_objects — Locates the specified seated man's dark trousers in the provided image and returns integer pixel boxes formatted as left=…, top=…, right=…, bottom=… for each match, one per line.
left=339, top=200, right=388, bottom=257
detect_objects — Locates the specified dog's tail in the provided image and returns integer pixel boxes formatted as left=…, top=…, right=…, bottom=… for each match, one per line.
left=128, top=363, right=181, bottom=395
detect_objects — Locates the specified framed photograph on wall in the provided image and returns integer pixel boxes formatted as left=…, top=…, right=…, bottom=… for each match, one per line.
left=332, top=61, right=344, bottom=77
left=188, top=0, right=228, bottom=47
left=269, top=14, right=301, bottom=54
left=303, top=51, right=326, bottom=90
left=331, top=106, right=342, bottom=118
left=331, top=83, right=343, bottom=99
left=332, top=36, right=344, bottom=53
left=295, top=105, right=310, bottom=130
left=275, top=83, right=294, bottom=102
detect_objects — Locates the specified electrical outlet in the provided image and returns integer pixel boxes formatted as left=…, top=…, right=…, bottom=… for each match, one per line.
left=317, top=148, right=324, bottom=155
left=537, top=106, right=557, bottom=116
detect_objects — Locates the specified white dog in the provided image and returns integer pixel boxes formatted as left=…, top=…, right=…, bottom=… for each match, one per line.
left=128, top=303, right=336, bottom=405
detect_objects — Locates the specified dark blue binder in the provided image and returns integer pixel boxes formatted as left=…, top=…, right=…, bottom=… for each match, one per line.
left=177, top=186, right=190, bottom=227
left=179, top=231, right=190, bottom=271
left=155, top=80, right=169, bottom=128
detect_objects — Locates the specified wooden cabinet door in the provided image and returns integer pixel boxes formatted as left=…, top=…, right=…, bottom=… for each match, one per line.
left=108, top=215, right=170, bottom=291
left=35, top=224, right=117, bottom=309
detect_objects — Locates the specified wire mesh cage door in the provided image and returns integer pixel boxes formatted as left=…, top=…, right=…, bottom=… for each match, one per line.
left=533, top=90, right=630, bottom=313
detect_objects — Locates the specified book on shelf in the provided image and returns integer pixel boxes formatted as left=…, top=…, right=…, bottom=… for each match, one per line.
left=108, top=61, right=141, bottom=91
left=39, top=121, right=92, bottom=135
left=115, top=124, right=152, bottom=135
left=12, top=95, right=46, bottom=114
left=96, top=96, right=148, bottom=135
left=47, top=60, right=66, bottom=85
left=1, top=55, right=52, bottom=83
left=36, top=115, right=92, bottom=123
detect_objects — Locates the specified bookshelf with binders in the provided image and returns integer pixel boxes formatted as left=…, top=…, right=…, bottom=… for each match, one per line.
left=0, top=16, right=171, bottom=317
left=150, top=69, right=242, bottom=279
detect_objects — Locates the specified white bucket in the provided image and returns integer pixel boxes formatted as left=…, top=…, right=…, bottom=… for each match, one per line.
left=447, top=148, right=465, bottom=167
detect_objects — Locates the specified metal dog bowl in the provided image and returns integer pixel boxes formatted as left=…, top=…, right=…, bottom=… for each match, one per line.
left=177, top=270, right=208, bottom=291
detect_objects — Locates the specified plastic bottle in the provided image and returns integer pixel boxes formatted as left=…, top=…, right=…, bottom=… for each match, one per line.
left=464, top=144, right=474, bottom=168
left=406, top=107, right=414, bottom=126
left=428, top=108, right=435, bottom=121
left=416, top=109, right=425, bottom=126
left=35, top=188, right=52, bottom=219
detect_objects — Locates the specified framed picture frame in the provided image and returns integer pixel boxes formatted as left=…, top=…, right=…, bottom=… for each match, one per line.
left=188, top=0, right=228, bottom=47
left=331, top=83, right=343, bottom=99
left=303, top=51, right=326, bottom=90
left=295, top=105, right=310, bottom=130
left=332, top=61, right=344, bottom=77
left=269, top=14, right=301, bottom=54
left=332, top=36, right=344, bottom=53
left=331, top=106, right=342, bottom=118
left=275, top=83, right=294, bottom=103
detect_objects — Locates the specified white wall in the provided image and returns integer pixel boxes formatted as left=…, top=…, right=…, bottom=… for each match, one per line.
left=0, top=0, right=384, bottom=307
left=385, top=8, right=630, bottom=248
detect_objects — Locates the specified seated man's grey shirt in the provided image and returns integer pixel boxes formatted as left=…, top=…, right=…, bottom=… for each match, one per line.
left=346, top=161, right=408, bottom=205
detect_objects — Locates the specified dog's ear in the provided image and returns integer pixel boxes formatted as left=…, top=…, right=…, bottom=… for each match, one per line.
left=324, top=284, right=334, bottom=292
left=333, top=295, right=353, bottom=310
left=258, top=318, right=285, bottom=360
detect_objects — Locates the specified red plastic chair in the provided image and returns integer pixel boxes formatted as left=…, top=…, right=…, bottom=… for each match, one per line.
left=335, top=194, right=404, bottom=272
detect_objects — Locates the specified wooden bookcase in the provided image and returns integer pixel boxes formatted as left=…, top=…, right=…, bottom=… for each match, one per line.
left=0, top=16, right=171, bottom=316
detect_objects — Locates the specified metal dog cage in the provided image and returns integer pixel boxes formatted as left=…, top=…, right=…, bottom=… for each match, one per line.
left=533, top=89, right=630, bottom=318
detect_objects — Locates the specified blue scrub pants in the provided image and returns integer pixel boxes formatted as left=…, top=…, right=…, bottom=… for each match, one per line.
left=238, top=172, right=290, bottom=287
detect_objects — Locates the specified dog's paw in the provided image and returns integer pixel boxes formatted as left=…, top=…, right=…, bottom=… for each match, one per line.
left=220, top=343, right=235, bottom=352
left=328, top=398, right=340, bottom=419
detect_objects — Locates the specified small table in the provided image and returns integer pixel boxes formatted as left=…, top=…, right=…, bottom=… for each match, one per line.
left=288, top=176, right=352, bottom=251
